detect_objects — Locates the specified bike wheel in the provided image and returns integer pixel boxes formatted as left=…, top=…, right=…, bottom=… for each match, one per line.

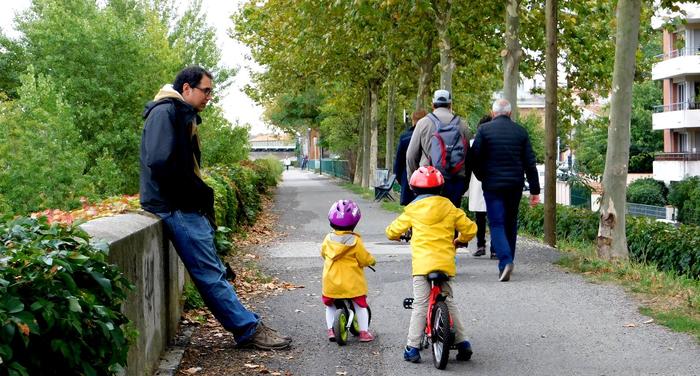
left=431, top=301, right=452, bottom=370
left=333, top=308, right=349, bottom=346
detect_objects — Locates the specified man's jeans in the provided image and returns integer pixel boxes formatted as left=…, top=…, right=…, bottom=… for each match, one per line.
left=157, top=210, right=259, bottom=343
left=483, top=189, right=523, bottom=272
left=442, top=178, right=467, bottom=208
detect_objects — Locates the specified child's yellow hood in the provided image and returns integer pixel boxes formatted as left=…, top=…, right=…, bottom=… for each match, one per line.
left=323, top=231, right=358, bottom=260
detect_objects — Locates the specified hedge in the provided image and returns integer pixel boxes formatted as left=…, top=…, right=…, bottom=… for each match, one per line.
left=626, top=178, right=667, bottom=206
left=0, top=217, right=134, bottom=376
left=518, top=200, right=699, bottom=279
left=0, top=158, right=283, bottom=375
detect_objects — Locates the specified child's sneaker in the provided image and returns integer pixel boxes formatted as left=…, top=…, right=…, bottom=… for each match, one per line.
left=327, top=328, right=336, bottom=342
left=403, top=346, right=421, bottom=363
left=359, top=330, right=374, bottom=342
left=455, top=341, right=473, bottom=361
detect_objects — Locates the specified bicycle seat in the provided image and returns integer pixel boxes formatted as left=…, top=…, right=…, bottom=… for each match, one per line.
left=426, top=271, right=450, bottom=283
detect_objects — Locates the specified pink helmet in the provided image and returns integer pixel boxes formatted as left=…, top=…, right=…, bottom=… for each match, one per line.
left=328, top=199, right=361, bottom=229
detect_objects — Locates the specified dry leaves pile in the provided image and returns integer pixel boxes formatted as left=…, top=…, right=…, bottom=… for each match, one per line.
left=31, top=195, right=140, bottom=225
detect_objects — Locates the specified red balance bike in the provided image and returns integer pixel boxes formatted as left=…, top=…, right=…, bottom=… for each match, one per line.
left=403, top=271, right=455, bottom=370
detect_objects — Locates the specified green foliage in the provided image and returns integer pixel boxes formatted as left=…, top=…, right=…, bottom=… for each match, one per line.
left=0, top=217, right=134, bottom=375
left=517, top=112, right=545, bottom=163
left=629, top=81, right=664, bottom=173
left=183, top=282, right=204, bottom=310
left=626, top=178, right=668, bottom=206
left=203, top=159, right=282, bottom=252
left=668, top=177, right=700, bottom=226
left=0, top=69, right=92, bottom=215
left=518, top=199, right=700, bottom=279
left=198, top=106, right=250, bottom=167
left=627, top=217, right=700, bottom=279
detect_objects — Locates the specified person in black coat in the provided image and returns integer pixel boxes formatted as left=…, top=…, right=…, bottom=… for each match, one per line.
left=394, top=109, right=427, bottom=205
left=471, top=99, right=540, bottom=282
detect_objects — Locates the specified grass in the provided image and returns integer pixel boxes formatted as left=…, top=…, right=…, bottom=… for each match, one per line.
left=340, top=182, right=404, bottom=213
left=553, top=239, right=700, bottom=342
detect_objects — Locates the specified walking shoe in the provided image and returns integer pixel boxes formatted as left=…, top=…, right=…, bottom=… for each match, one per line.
left=403, top=346, right=421, bottom=363
left=327, top=328, right=336, bottom=342
left=474, top=246, right=486, bottom=257
left=490, top=252, right=497, bottom=259
left=247, top=322, right=292, bottom=350
left=499, top=263, right=514, bottom=282
left=359, top=330, right=375, bottom=342
left=455, top=341, right=473, bottom=361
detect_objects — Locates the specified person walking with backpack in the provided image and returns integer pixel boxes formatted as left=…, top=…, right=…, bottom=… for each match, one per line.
left=470, top=99, right=540, bottom=282
left=394, top=109, right=427, bottom=206
left=406, top=90, right=471, bottom=208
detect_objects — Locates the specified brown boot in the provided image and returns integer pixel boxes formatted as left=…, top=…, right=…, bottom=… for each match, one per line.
left=248, top=322, right=292, bottom=350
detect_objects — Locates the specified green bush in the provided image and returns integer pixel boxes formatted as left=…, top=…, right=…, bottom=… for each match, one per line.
left=518, top=199, right=699, bottom=279
left=626, top=178, right=667, bottom=206
left=0, top=217, right=134, bottom=376
left=668, top=177, right=700, bottom=225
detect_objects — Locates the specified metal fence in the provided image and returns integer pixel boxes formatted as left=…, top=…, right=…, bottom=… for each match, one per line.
left=305, top=159, right=351, bottom=180
left=626, top=202, right=667, bottom=219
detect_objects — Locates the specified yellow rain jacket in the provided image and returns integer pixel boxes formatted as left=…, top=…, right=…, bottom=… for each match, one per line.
left=321, top=231, right=376, bottom=298
left=385, top=195, right=477, bottom=276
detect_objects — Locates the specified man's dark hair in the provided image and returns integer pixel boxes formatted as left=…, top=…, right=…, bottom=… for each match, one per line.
left=433, top=102, right=451, bottom=109
left=477, top=114, right=492, bottom=129
left=173, top=66, right=213, bottom=94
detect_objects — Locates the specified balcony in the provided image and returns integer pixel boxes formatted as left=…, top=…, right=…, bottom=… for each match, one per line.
left=652, top=48, right=700, bottom=80
left=652, top=102, right=700, bottom=130
left=653, top=153, right=700, bottom=182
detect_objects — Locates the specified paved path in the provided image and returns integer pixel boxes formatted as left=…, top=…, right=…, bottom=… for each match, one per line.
left=253, top=169, right=699, bottom=376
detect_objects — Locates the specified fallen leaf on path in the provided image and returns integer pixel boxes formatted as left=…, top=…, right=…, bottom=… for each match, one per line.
left=336, top=372, right=347, bottom=375
left=244, top=363, right=261, bottom=369
left=623, top=323, right=637, bottom=328
left=643, top=319, right=654, bottom=324
left=184, top=367, right=202, bottom=374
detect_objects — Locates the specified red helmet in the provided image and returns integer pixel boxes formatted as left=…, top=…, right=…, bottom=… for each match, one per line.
left=409, top=166, right=445, bottom=188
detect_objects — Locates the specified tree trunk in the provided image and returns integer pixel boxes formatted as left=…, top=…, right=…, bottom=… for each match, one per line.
left=597, top=0, right=640, bottom=261
left=386, top=79, right=397, bottom=170
left=415, top=37, right=435, bottom=112
left=433, top=0, right=454, bottom=92
left=543, top=0, right=558, bottom=247
left=362, top=86, right=371, bottom=188
left=354, top=116, right=363, bottom=185
left=369, top=80, right=380, bottom=188
left=503, top=0, right=522, bottom=119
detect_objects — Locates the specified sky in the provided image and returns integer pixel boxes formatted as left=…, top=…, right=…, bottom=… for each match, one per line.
left=0, top=0, right=272, bottom=135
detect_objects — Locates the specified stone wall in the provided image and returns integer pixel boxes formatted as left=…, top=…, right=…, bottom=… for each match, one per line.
left=81, top=213, right=185, bottom=376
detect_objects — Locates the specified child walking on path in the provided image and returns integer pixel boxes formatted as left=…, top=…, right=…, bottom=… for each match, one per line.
left=322, top=199, right=376, bottom=342
left=385, top=166, right=477, bottom=363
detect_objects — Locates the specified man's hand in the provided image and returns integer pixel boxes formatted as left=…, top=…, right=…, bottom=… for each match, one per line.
left=453, top=239, right=468, bottom=248
left=529, top=194, right=540, bottom=207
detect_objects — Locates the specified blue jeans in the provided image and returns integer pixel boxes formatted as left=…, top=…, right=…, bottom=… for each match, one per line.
left=483, top=190, right=523, bottom=272
left=157, top=210, right=259, bottom=343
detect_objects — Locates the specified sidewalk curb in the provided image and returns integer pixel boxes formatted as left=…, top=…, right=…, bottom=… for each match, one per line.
left=154, top=325, right=195, bottom=376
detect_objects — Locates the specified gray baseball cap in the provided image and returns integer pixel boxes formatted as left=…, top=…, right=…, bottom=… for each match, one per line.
left=432, top=89, right=452, bottom=105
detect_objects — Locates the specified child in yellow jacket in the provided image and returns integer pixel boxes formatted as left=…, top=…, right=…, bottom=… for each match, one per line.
left=322, top=199, right=376, bottom=342
left=385, top=166, right=477, bottom=363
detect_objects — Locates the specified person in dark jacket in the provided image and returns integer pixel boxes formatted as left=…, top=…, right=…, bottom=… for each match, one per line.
left=470, top=99, right=540, bottom=282
left=394, top=109, right=427, bottom=205
left=140, top=66, right=291, bottom=350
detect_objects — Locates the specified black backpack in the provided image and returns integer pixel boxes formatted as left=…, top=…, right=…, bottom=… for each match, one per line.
left=427, top=113, right=467, bottom=179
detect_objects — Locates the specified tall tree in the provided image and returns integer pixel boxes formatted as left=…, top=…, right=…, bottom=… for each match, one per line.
left=503, top=0, right=522, bottom=118
left=543, top=0, right=558, bottom=246
left=597, top=0, right=641, bottom=260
